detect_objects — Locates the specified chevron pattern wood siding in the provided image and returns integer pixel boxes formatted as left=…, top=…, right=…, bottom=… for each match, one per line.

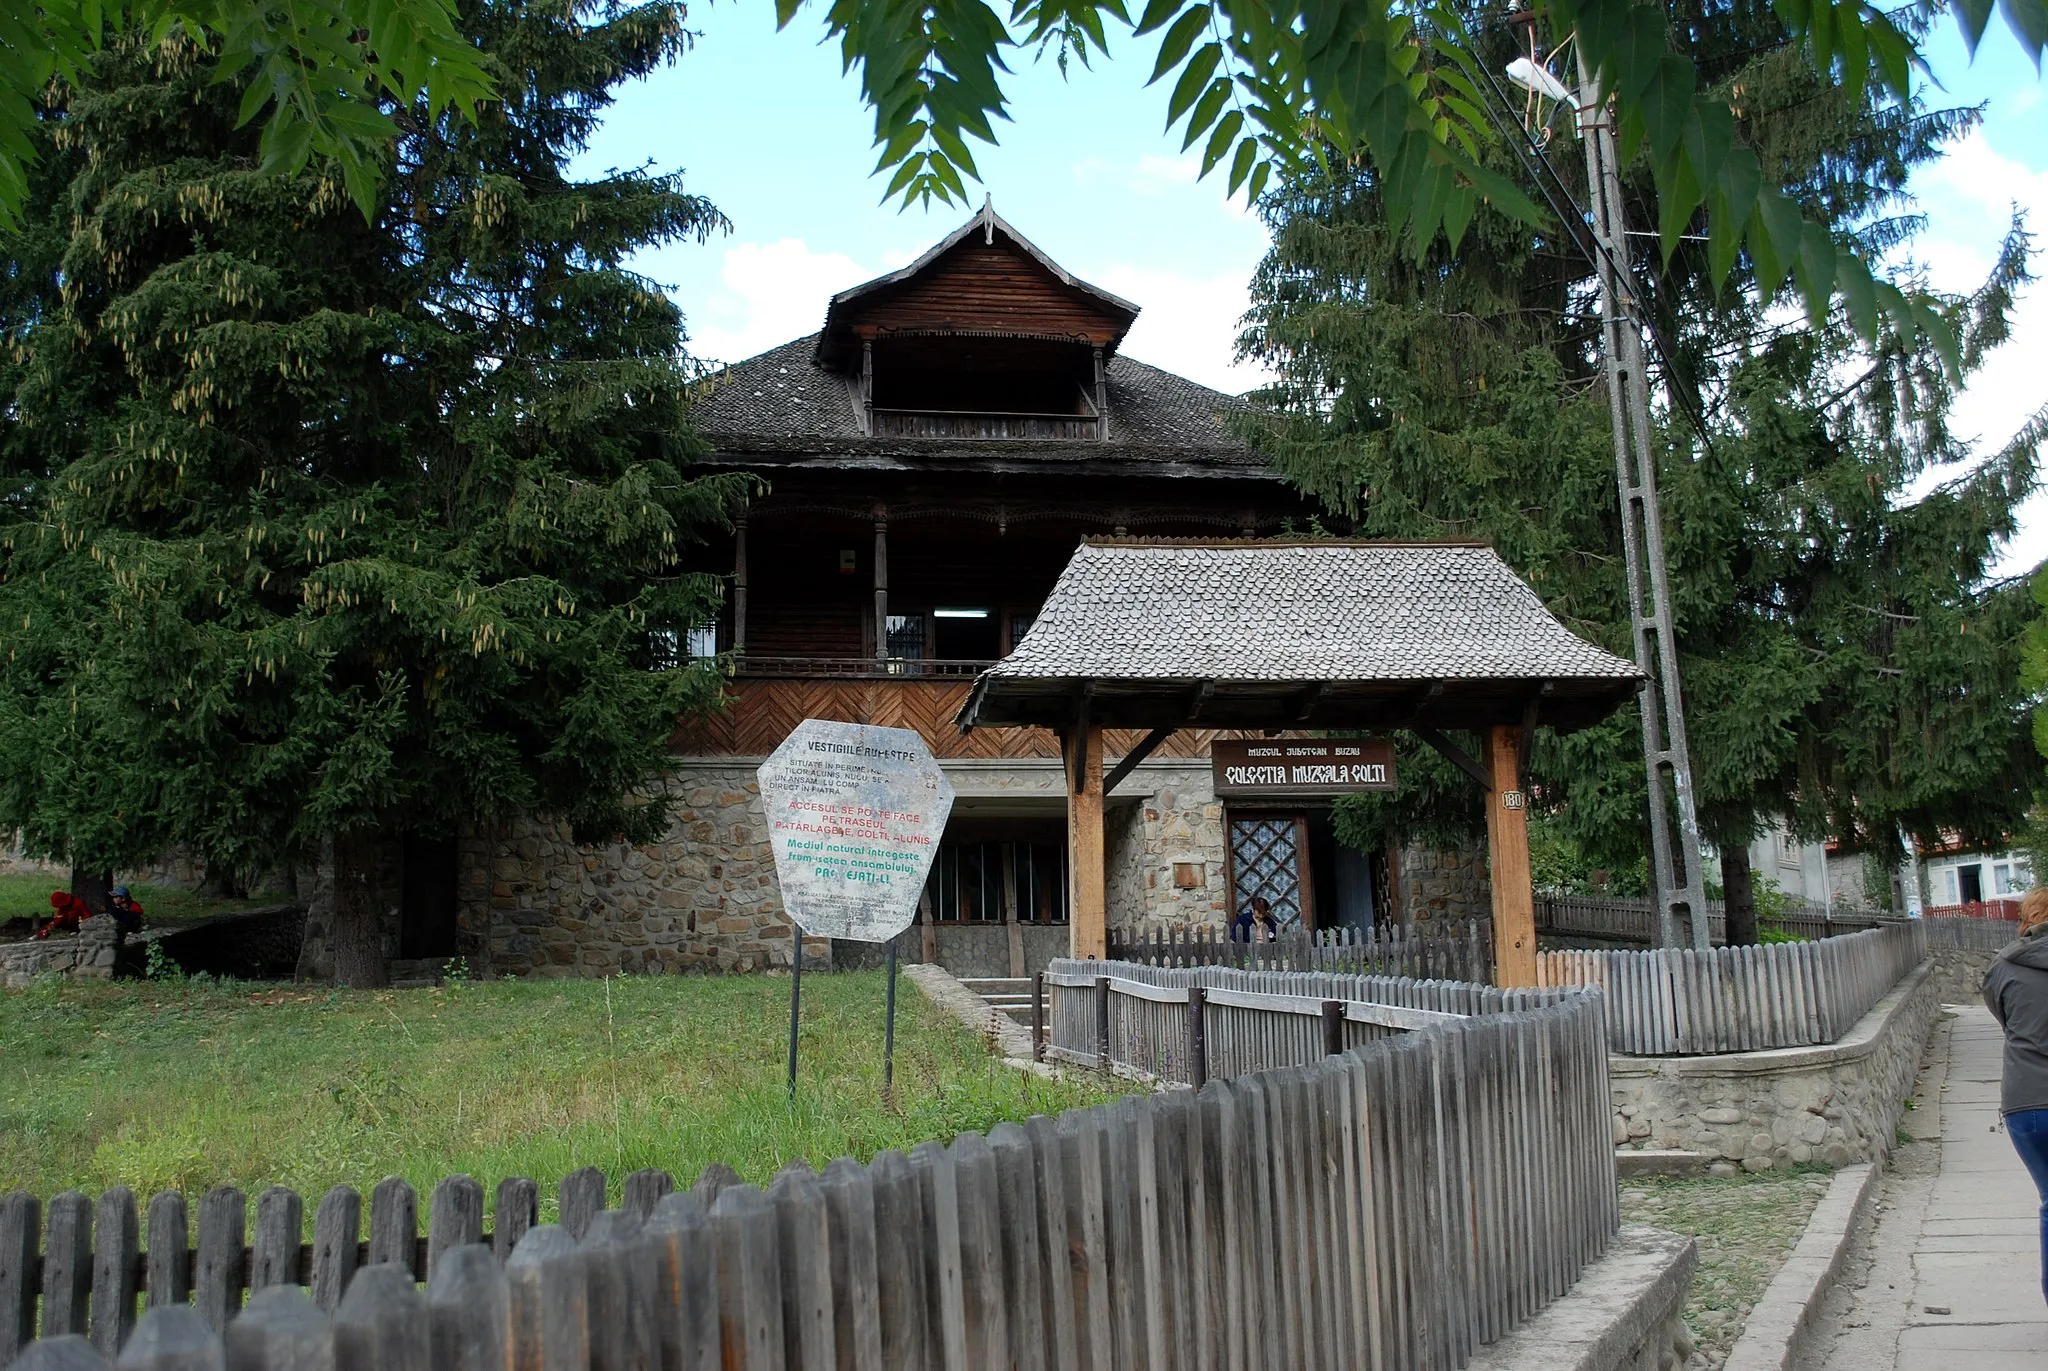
left=672, top=678, right=1224, bottom=761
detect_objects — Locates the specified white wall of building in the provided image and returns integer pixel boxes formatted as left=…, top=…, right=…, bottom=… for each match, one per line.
left=1922, top=850, right=2033, bottom=908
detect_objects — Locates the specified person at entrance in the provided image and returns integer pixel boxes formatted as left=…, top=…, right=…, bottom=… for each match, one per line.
left=1232, top=895, right=1279, bottom=943
left=1983, top=886, right=2048, bottom=1303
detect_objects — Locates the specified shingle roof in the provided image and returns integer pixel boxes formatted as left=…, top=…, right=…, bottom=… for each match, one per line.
left=695, top=336, right=856, bottom=440
left=959, top=540, right=1643, bottom=733
left=692, top=336, right=1259, bottom=470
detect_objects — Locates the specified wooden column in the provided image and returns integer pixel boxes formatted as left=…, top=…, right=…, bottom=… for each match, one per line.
left=872, top=509, right=888, bottom=664
left=1001, top=842, right=1024, bottom=977
left=1092, top=346, right=1109, bottom=440
left=1484, top=724, right=1537, bottom=987
left=860, top=338, right=875, bottom=435
left=1066, top=726, right=1107, bottom=960
left=732, top=513, right=748, bottom=655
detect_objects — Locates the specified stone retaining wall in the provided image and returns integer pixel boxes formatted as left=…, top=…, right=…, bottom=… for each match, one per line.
left=1465, top=1225, right=1698, bottom=1371
left=1928, top=944, right=1997, bottom=1005
left=1610, top=959, right=1938, bottom=1173
left=0, top=918, right=118, bottom=988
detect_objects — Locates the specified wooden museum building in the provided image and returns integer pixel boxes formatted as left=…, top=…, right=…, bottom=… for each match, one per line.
left=424, top=205, right=1639, bottom=982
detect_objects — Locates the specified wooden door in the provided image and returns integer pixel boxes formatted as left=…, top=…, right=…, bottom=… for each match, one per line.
left=1226, top=812, right=1315, bottom=932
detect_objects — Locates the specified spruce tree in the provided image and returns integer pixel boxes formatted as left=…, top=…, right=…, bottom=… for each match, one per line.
left=0, top=3, right=740, bottom=985
left=1244, top=1, right=2042, bottom=936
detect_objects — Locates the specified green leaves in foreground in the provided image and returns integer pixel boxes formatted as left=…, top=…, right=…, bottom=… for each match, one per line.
left=0, top=0, right=493, bottom=226
left=783, top=0, right=2046, bottom=365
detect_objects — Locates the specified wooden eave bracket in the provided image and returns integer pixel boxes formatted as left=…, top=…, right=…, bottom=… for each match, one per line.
left=1517, top=683, right=1552, bottom=793
left=1067, top=682, right=1095, bottom=794
left=1105, top=727, right=1177, bottom=796
left=1416, top=728, right=1492, bottom=792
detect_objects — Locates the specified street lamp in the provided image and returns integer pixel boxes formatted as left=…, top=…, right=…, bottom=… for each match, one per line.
left=1505, top=43, right=1714, bottom=954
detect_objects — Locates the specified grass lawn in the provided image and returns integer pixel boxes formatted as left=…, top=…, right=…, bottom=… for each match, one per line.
left=0, top=872, right=291, bottom=929
left=0, top=971, right=1115, bottom=1219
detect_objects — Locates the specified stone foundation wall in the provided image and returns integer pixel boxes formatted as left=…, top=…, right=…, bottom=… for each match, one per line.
left=1610, top=960, right=1938, bottom=1173
left=464, top=760, right=1239, bottom=979
left=1400, top=841, right=1491, bottom=925
left=462, top=764, right=819, bottom=978
left=1106, top=764, right=1229, bottom=932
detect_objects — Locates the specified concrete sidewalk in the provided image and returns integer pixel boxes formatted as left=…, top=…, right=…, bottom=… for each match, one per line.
left=1805, top=1005, right=2048, bottom=1370
left=1899, top=1007, right=2048, bottom=1367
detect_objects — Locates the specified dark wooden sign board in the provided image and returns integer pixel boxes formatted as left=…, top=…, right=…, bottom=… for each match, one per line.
left=1211, top=737, right=1398, bottom=797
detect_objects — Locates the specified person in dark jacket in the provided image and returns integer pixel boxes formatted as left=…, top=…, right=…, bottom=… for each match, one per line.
left=1982, top=885, right=2048, bottom=1303
left=1231, top=896, right=1280, bottom=943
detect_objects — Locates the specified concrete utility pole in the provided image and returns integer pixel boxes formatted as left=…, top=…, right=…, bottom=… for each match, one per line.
left=1575, top=69, right=1713, bottom=952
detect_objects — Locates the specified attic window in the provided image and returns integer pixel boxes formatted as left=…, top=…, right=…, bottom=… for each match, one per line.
left=865, top=335, right=1106, bottom=440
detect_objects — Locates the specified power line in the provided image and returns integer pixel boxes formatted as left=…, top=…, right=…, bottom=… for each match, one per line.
left=1467, top=54, right=1723, bottom=458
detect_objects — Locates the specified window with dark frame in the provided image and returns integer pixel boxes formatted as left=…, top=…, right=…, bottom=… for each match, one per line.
left=925, top=839, right=1068, bottom=923
left=884, top=613, right=926, bottom=660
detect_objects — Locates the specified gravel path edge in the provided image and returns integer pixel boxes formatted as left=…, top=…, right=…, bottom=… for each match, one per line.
left=1721, top=1163, right=1882, bottom=1371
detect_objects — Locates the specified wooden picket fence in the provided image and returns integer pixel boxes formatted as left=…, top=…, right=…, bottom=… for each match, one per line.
left=1530, top=921, right=1927, bottom=1055
left=0, top=986, right=1617, bottom=1371
left=1535, top=895, right=1895, bottom=947
left=1923, top=899, right=2023, bottom=922
left=1044, top=959, right=1557, bottom=1086
left=1922, top=914, right=2022, bottom=950
left=1107, top=921, right=1493, bottom=985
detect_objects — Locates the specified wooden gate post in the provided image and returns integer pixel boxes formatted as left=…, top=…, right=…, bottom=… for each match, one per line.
left=1067, top=724, right=1107, bottom=960
left=1484, top=724, right=1538, bottom=987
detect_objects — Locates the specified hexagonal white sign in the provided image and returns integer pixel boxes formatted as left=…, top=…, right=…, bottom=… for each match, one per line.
left=757, top=719, right=956, bottom=942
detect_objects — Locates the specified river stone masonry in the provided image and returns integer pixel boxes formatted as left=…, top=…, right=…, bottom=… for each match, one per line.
left=0, top=917, right=118, bottom=987
left=1105, top=763, right=1230, bottom=932
left=1609, top=960, right=1938, bottom=1173
left=460, top=763, right=828, bottom=977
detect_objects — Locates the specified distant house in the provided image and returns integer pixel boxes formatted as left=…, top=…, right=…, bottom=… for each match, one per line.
left=1921, top=844, right=2032, bottom=914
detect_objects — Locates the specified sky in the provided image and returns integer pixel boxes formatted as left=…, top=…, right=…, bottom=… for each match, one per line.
left=575, top=6, right=2047, bottom=567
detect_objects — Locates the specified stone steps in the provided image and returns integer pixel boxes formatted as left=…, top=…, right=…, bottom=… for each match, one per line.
left=960, top=977, right=1037, bottom=1026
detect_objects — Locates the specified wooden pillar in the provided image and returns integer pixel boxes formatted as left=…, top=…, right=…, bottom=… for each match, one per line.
left=1092, top=346, right=1108, bottom=440
left=860, top=338, right=874, bottom=435
left=1001, top=842, right=1024, bottom=977
left=1484, top=724, right=1537, bottom=987
left=732, top=513, right=748, bottom=655
left=1066, top=725, right=1107, bottom=960
left=872, top=509, right=888, bottom=663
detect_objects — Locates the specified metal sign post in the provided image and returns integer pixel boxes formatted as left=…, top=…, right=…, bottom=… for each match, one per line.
left=758, top=719, right=955, bottom=1102
left=883, top=939, right=900, bottom=1105
left=787, top=928, right=803, bottom=1101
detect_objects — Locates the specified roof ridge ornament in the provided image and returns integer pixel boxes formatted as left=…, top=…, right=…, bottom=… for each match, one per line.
left=983, top=192, right=995, bottom=244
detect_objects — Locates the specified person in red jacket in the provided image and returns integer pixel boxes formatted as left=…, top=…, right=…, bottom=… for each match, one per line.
left=37, top=890, right=92, bottom=938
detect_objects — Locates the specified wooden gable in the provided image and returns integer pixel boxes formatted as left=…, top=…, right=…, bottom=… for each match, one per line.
left=847, top=237, right=1132, bottom=346
left=815, top=205, right=1140, bottom=372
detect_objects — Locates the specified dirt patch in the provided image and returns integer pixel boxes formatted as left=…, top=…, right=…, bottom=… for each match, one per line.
left=1621, top=1168, right=1835, bottom=1370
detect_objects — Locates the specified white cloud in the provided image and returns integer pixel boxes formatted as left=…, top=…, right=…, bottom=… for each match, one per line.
left=1900, top=128, right=2048, bottom=575
left=685, top=238, right=875, bottom=366
left=1133, top=153, right=1200, bottom=188
left=1092, top=262, right=1275, bottom=395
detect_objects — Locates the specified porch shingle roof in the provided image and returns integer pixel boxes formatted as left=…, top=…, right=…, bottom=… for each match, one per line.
left=959, top=540, right=1643, bottom=734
